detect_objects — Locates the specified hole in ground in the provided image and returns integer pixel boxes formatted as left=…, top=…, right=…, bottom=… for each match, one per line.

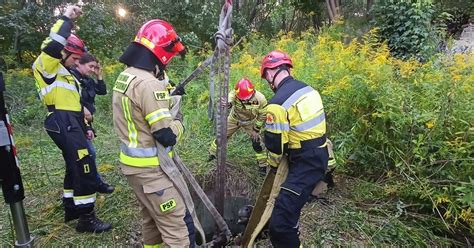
left=193, top=162, right=262, bottom=243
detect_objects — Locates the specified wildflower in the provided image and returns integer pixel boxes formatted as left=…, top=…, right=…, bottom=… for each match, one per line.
left=426, top=121, right=434, bottom=129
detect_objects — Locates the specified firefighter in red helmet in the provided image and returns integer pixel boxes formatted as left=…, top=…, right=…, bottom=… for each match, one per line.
left=208, top=78, right=268, bottom=173
left=260, top=50, right=330, bottom=247
left=112, top=19, right=203, bottom=247
left=32, top=5, right=111, bottom=233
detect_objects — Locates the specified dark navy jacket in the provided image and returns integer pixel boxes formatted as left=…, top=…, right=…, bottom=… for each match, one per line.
left=70, top=68, right=107, bottom=114
left=268, top=76, right=307, bottom=105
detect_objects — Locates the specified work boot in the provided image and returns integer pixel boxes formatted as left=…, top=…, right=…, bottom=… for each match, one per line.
left=64, top=209, right=80, bottom=223
left=97, top=182, right=115, bottom=194
left=76, top=212, right=112, bottom=233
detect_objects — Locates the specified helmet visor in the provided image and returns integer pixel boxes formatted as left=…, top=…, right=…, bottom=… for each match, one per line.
left=164, top=36, right=186, bottom=57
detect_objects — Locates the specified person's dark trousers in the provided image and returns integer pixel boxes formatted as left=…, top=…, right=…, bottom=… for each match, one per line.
left=269, top=145, right=329, bottom=248
left=44, top=110, right=99, bottom=216
left=86, top=139, right=104, bottom=184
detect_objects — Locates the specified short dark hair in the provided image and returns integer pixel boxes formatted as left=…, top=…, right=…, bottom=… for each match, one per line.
left=79, top=53, right=98, bottom=64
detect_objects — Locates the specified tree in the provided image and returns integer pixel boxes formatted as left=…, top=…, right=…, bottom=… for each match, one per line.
left=0, top=2, right=54, bottom=68
left=371, top=0, right=438, bottom=60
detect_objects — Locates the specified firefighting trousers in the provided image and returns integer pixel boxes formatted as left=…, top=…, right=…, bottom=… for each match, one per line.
left=44, top=110, right=98, bottom=215
left=122, top=165, right=195, bottom=247
left=269, top=143, right=329, bottom=248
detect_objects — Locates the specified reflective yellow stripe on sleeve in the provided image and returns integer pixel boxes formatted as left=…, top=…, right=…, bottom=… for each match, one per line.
left=145, top=108, right=172, bottom=126
left=122, top=96, right=138, bottom=147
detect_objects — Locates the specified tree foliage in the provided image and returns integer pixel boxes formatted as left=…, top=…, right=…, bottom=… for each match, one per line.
left=371, top=0, right=438, bottom=60
left=0, top=2, right=55, bottom=68
left=0, top=0, right=472, bottom=68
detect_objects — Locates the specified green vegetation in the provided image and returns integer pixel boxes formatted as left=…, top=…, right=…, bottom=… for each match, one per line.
left=371, top=1, right=438, bottom=60
left=1, top=0, right=473, bottom=246
left=1, top=22, right=472, bottom=246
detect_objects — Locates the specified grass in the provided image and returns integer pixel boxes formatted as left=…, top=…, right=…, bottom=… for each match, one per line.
left=0, top=70, right=465, bottom=247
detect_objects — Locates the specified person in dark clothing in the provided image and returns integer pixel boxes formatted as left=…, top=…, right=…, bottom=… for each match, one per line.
left=70, top=53, right=114, bottom=194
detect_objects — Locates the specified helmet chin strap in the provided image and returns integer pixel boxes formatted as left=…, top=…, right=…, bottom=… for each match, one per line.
left=61, top=51, right=72, bottom=66
left=154, top=64, right=166, bottom=79
left=269, top=67, right=288, bottom=92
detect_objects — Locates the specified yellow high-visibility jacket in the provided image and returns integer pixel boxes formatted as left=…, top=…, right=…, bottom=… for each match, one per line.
left=32, top=16, right=81, bottom=112
left=264, top=76, right=326, bottom=167
left=228, top=89, right=267, bottom=128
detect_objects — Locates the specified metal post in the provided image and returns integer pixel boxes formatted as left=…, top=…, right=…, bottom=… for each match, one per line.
left=0, top=72, right=34, bottom=247
left=10, top=202, right=34, bottom=247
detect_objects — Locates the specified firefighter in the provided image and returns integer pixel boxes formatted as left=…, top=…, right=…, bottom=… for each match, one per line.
left=260, top=50, right=329, bottom=247
left=31, top=5, right=111, bottom=232
left=112, top=19, right=196, bottom=247
left=208, top=78, right=268, bottom=172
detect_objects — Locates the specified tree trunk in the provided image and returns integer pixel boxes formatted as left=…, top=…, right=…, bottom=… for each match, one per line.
left=256, top=2, right=276, bottom=31
left=366, top=0, right=374, bottom=19
left=13, top=29, right=23, bottom=65
left=235, top=0, right=240, bottom=13
left=248, top=0, right=262, bottom=28
left=325, top=0, right=334, bottom=23
left=329, top=0, right=339, bottom=19
left=288, top=8, right=297, bottom=32
left=281, top=11, right=286, bottom=31
left=312, top=12, right=322, bottom=31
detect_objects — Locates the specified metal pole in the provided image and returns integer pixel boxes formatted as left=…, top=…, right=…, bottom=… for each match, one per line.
left=10, top=202, right=34, bottom=247
left=0, top=72, right=34, bottom=247
left=214, top=0, right=233, bottom=220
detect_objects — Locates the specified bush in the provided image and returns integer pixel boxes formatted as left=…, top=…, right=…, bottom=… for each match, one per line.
left=229, top=25, right=473, bottom=233
left=371, top=0, right=438, bottom=60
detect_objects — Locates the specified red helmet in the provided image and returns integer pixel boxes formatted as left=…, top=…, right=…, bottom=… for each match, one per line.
left=260, top=50, right=293, bottom=78
left=64, top=34, right=86, bottom=56
left=235, top=78, right=255, bottom=100
left=134, top=19, right=185, bottom=65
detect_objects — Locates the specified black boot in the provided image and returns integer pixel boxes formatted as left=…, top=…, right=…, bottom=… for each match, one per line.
left=64, top=209, right=80, bottom=223
left=76, top=211, right=112, bottom=233
left=63, top=198, right=79, bottom=222
left=97, top=182, right=115, bottom=194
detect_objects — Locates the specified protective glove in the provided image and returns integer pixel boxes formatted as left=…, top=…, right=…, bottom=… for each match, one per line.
left=171, top=84, right=186, bottom=96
